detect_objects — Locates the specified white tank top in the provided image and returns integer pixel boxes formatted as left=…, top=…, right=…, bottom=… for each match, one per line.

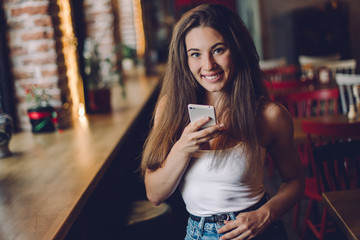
left=179, top=144, right=265, bottom=216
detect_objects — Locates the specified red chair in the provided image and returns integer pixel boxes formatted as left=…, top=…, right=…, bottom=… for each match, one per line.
left=272, top=88, right=340, bottom=231
left=273, top=87, right=340, bottom=167
left=263, top=65, right=315, bottom=93
left=265, top=80, right=313, bottom=90
left=262, top=65, right=300, bottom=83
left=300, top=118, right=360, bottom=240
left=272, top=88, right=340, bottom=118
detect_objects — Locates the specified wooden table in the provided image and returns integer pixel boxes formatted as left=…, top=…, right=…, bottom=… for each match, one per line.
left=292, top=114, right=360, bottom=143
left=292, top=114, right=360, bottom=239
left=1, top=73, right=159, bottom=240
left=322, top=189, right=360, bottom=240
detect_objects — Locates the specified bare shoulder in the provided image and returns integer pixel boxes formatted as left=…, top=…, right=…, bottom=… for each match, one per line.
left=259, top=100, right=294, bottom=147
left=261, top=101, right=293, bottom=126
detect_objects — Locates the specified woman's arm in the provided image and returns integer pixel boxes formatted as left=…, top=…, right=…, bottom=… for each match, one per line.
left=260, top=102, right=305, bottom=222
left=218, top=102, right=304, bottom=240
left=145, top=97, right=224, bottom=205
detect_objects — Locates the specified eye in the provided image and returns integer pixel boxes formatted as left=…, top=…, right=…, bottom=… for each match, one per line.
left=213, top=48, right=225, bottom=55
left=190, top=52, right=200, bottom=58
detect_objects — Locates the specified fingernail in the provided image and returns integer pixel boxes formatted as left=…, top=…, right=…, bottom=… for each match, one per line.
left=219, top=123, right=224, bottom=128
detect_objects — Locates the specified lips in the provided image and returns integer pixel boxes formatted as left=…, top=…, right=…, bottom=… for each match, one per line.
left=201, top=71, right=223, bottom=83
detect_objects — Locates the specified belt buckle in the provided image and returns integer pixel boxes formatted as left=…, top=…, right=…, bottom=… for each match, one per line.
left=215, top=213, right=230, bottom=225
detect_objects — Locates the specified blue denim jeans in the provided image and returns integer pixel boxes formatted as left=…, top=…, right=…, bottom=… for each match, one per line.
left=184, top=194, right=288, bottom=240
left=185, top=212, right=237, bottom=240
left=185, top=217, right=288, bottom=240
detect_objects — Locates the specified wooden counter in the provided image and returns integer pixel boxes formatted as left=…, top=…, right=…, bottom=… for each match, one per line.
left=1, top=73, right=160, bottom=240
left=323, top=189, right=360, bottom=240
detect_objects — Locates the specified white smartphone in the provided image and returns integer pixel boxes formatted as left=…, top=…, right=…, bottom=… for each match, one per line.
left=188, top=104, right=217, bottom=129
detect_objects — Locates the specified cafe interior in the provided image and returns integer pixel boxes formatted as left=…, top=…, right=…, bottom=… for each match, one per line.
left=0, top=0, right=360, bottom=239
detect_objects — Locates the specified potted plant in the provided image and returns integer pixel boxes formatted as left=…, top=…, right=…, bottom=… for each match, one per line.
left=121, top=44, right=137, bottom=71
left=25, top=86, right=56, bottom=133
left=83, top=40, right=125, bottom=113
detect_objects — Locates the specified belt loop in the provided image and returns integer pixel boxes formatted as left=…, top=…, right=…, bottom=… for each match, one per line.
left=229, top=212, right=237, bottom=220
left=198, top=216, right=205, bottom=239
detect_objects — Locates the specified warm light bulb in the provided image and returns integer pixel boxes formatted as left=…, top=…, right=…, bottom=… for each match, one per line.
left=78, top=103, right=85, bottom=117
left=57, top=0, right=85, bottom=118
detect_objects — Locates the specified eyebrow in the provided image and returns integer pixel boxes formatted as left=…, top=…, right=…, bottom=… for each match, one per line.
left=187, top=42, right=227, bottom=52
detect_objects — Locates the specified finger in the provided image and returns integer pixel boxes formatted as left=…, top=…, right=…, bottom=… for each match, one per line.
left=218, top=220, right=237, bottom=234
left=220, top=228, right=251, bottom=240
left=189, top=117, right=211, bottom=131
left=201, top=124, right=224, bottom=139
left=197, top=122, right=224, bottom=135
left=208, top=128, right=223, bottom=139
left=195, top=136, right=212, bottom=145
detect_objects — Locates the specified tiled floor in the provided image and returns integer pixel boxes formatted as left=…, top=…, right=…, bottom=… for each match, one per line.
left=263, top=162, right=347, bottom=240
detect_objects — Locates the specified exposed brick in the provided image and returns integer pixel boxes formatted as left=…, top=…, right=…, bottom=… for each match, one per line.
left=23, top=57, right=57, bottom=65
left=37, top=43, right=54, bottom=52
left=51, top=94, right=61, bottom=102
left=34, top=16, right=52, bottom=27
left=11, top=5, right=48, bottom=17
left=5, top=0, right=120, bottom=130
left=39, top=83, right=59, bottom=89
left=42, top=69, right=58, bottom=77
left=7, top=21, right=24, bottom=29
left=10, top=45, right=28, bottom=56
left=21, top=31, right=54, bottom=41
left=19, top=82, right=59, bottom=93
left=13, top=71, right=34, bottom=80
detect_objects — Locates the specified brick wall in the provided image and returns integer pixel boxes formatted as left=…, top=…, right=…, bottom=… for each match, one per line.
left=3, top=0, right=63, bottom=130
left=118, top=0, right=137, bottom=49
left=83, top=0, right=120, bottom=82
left=3, top=0, right=121, bottom=131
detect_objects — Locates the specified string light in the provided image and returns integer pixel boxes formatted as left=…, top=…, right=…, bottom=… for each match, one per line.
left=57, top=0, right=85, bottom=117
left=133, top=0, right=145, bottom=58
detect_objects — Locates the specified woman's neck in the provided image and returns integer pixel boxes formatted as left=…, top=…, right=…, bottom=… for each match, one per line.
left=204, top=91, right=222, bottom=106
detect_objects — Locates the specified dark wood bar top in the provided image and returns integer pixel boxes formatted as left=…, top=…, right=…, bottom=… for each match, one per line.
left=323, top=189, right=360, bottom=240
left=1, top=73, right=160, bottom=240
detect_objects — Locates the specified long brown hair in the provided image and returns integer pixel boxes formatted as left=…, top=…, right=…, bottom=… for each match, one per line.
left=141, top=4, right=269, bottom=179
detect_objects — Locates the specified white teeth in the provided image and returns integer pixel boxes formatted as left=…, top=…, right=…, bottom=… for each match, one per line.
left=204, top=74, right=220, bottom=80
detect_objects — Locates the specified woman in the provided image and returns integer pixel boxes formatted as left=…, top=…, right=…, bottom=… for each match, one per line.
left=141, top=4, right=304, bottom=240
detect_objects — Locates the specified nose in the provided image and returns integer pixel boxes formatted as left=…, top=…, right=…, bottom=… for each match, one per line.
left=203, top=54, right=217, bottom=70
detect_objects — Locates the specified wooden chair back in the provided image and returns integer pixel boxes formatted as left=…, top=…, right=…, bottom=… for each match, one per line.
left=262, top=65, right=300, bottom=83
left=335, top=73, right=360, bottom=114
left=266, top=80, right=313, bottom=91
left=324, top=59, right=356, bottom=75
left=301, top=120, right=360, bottom=193
left=298, top=54, right=341, bottom=66
left=273, top=88, right=340, bottom=118
left=298, top=54, right=341, bottom=80
left=259, top=57, right=287, bottom=70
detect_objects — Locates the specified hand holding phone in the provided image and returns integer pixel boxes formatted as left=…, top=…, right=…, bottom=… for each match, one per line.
left=188, top=104, right=217, bottom=129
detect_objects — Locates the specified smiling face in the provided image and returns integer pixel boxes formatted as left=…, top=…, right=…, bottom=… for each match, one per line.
left=185, top=26, right=235, bottom=94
